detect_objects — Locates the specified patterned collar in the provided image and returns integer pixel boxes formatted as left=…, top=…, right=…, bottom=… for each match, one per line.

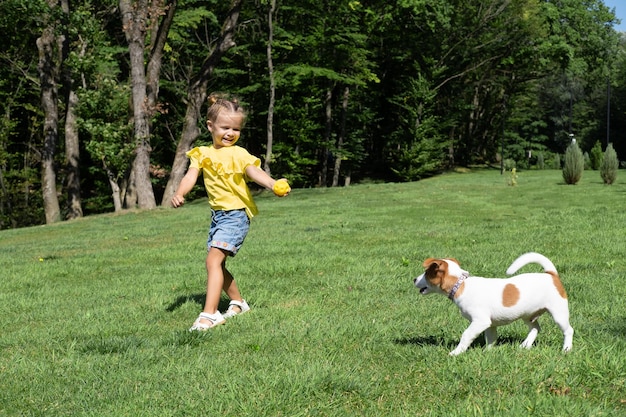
left=448, top=272, right=469, bottom=300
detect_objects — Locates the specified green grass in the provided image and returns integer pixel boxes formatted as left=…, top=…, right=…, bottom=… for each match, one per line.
left=1, top=169, right=626, bottom=416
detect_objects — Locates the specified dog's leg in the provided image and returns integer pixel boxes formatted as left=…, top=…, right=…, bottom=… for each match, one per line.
left=484, top=326, right=498, bottom=350
left=549, top=307, right=574, bottom=352
left=520, top=319, right=541, bottom=349
left=450, top=320, right=491, bottom=356
left=561, top=325, right=574, bottom=352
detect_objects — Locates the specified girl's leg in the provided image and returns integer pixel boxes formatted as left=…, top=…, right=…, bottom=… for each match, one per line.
left=223, top=267, right=243, bottom=302
left=201, top=247, right=228, bottom=315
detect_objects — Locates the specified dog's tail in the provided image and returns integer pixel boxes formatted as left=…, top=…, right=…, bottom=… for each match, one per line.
left=506, top=252, right=557, bottom=275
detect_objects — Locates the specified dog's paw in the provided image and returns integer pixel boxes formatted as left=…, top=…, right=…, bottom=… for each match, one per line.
left=449, top=348, right=465, bottom=356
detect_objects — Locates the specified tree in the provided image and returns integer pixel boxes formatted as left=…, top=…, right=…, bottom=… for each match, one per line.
left=600, top=143, right=618, bottom=185
left=264, top=0, right=277, bottom=176
left=119, top=0, right=176, bottom=209
left=37, top=0, right=64, bottom=224
left=562, top=140, right=584, bottom=185
left=61, top=0, right=83, bottom=220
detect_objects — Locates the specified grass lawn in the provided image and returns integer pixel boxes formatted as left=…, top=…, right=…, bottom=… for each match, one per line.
left=1, top=169, right=625, bottom=416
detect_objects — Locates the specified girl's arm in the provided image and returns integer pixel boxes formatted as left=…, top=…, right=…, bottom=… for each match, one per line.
left=171, top=167, right=200, bottom=207
left=245, top=165, right=288, bottom=196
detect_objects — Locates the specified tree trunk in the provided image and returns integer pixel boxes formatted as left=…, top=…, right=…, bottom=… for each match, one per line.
left=120, top=0, right=156, bottom=209
left=332, top=86, right=349, bottom=187
left=146, top=0, right=176, bottom=115
left=64, top=88, right=82, bottom=219
left=264, top=0, right=277, bottom=175
left=161, top=0, right=243, bottom=205
left=0, top=160, right=10, bottom=228
left=320, top=88, right=332, bottom=187
left=53, top=0, right=83, bottom=220
left=37, top=21, right=61, bottom=224
left=104, top=162, right=123, bottom=212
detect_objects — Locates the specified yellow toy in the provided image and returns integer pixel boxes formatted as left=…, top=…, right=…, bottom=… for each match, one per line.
left=273, top=179, right=291, bottom=196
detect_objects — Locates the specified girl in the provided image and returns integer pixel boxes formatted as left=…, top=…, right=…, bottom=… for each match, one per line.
left=172, top=94, right=288, bottom=330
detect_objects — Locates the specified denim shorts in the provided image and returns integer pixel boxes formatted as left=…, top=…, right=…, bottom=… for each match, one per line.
left=207, top=209, right=250, bottom=256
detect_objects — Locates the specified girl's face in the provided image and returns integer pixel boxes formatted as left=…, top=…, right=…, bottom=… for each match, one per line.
left=207, top=110, right=244, bottom=149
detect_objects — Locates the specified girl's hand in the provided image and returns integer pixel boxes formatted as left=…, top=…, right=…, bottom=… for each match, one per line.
left=272, top=178, right=291, bottom=197
left=171, top=194, right=185, bottom=208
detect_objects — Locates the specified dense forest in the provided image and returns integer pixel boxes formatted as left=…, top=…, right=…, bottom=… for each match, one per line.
left=0, top=0, right=623, bottom=229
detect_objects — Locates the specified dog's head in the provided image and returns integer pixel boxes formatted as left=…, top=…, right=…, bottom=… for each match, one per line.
left=413, top=257, right=463, bottom=296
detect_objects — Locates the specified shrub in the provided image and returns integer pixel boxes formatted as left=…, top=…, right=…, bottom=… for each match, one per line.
left=583, top=152, right=591, bottom=170
left=562, top=141, right=584, bottom=184
left=507, top=168, right=518, bottom=186
left=552, top=154, right=561, bottom=169
left=503, top=158, right=516, bottom=170
left=590, top=141, right=603, bottom=170
left=600, top=143, right=619, bottom=185
left=536, top=152, right=545, bottom=170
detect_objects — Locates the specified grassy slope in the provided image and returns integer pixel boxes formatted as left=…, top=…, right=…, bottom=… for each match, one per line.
left=1, top=169, right=625, bottom=416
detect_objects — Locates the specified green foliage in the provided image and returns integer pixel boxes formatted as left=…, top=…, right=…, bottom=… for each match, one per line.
left=562, top=141, right=584, bottom=184
left=503, top=158, right=516, bottom=171
left=391, top=137, right=444, bottom=181
left=536, top=152, right=545, bottom=169
left=600, top=143, right=619, bottom=185
left=507, top=167, right=518, bottom=186
left=589, top=141, right=603, bottom=170
left=2, top=172, right=626, bottom=415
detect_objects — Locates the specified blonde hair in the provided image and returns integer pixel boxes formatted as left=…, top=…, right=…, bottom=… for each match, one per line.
left=206, top=93, right=246, bottom=123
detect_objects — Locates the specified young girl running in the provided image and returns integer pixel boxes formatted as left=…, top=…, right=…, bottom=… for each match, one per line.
left=171, top=93, right=288, bottom=330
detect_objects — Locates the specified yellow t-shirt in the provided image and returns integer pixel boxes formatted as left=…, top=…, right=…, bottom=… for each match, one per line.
left=186, top=146, right=261, bottom=218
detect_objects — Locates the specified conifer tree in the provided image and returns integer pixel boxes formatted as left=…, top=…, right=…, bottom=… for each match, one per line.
left=562, top=141, right=584, bottom=184
left=600, top=143, right=619, bottom=185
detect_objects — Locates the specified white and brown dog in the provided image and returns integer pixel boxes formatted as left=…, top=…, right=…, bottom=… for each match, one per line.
left=413, top=252, right=574, bottom=356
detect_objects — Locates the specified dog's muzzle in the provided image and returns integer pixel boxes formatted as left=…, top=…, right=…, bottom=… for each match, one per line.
left=414, top=274, right=428, bottom=294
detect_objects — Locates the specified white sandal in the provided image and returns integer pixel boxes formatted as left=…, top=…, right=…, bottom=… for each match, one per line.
left=189, top=311, right=225, bottom=331
left=222, top=299, right=250, bottom=319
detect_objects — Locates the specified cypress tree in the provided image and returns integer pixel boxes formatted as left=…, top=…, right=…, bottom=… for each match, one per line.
left=562, top=141, right=584, bottom=185
left=600, top=143, right=619, bottom=185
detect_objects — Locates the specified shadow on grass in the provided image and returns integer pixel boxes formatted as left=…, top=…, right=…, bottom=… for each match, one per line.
left=605, top=316, right=626, bottom=337
left=394, top=334, right=523, bottom=350
left=165, top=294, right=230, bottom=312
left=394, top=335, right=457, bottom=349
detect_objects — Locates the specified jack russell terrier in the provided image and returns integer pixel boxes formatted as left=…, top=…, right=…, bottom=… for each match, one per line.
left=413, top=252, right=574, bottom=356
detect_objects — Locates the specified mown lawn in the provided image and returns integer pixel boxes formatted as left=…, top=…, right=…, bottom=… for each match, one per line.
left=1, top=169, right=625, bottom=416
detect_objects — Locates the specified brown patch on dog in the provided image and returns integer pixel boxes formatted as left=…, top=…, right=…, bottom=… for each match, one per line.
left=423, top=258, right=465, bottom=297
left=548, top=272, right=568, bottom=299
left=423, top=259, right=446, bottom=287
left=502, top=283, right=520, bottom=307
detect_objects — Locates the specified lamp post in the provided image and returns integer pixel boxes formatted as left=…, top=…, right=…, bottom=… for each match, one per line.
left=500, top=95, right=507, bottom=175
left=607, top=76, right=611, bottom=146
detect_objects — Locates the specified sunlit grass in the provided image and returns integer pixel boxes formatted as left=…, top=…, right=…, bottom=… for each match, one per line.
left=1, top=169, right=625, bottom=416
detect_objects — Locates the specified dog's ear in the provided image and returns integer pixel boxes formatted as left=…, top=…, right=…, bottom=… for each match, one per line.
left=422, top=258, right=439, bottom=268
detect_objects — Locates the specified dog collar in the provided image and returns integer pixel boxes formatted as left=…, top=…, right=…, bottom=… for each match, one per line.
left=448, top=272, right=469, bottom=300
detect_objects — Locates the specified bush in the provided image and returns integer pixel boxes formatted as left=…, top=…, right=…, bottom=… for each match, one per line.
left=583, top=152, right=591, bottom=170
left=536, top=152, right=545, bottom=170
left=600, top=143, right=619, bottom=185
left=503, top=158, right=516, bottom=170
left=562, top=141, right=584, bottom=184
left=590, top=141, right=603, bottom=170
